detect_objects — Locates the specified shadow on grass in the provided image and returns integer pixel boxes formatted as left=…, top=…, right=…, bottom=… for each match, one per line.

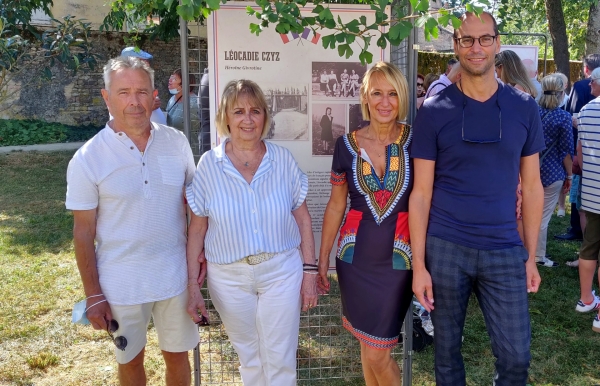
left=0, top=151, right=75, bottom=255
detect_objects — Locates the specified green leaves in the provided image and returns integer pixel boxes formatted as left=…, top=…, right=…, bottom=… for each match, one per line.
left=388, top=21, right=412, bottom=45
left=98, top=0, right=480, bottom=65
left=338, top=43, right=354, bottom=59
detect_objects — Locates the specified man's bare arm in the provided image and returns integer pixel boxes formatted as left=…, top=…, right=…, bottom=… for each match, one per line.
left=409, top=158, right=436, bottom=311
left=73, top=209, right=112, bottom=330
left=520, top=154, right=544, bottom=293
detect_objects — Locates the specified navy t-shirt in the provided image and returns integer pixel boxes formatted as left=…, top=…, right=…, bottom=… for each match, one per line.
left=412, top=82, right=545, bottom=250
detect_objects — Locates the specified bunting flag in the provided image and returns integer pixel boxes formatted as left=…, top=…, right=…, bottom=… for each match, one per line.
left=309, top=30, right=321, bottom=44
left=280, top=28, right=321, bottom=44
left=280, top=32, right=298, bottom=44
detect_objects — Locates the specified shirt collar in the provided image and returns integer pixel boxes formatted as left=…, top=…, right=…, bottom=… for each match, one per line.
left=214, top=138, right=273, bottom=163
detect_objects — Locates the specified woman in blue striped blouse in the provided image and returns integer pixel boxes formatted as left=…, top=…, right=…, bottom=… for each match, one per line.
left=185, top=79, right=318, bottom=386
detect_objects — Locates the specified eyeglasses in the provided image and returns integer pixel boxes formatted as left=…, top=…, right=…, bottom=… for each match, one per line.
left=107, top=319, right=127, bottom=351
left=461, top=86, right=502, bottom=144
left=417, top=82, right=424, bottom=87
left=455, top=35, right=497, bottom=48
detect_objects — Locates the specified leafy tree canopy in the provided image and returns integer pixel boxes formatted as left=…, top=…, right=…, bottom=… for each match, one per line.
left=497, top=0, right=594, bottom=60
left=102, top=0, right=488, bottom=64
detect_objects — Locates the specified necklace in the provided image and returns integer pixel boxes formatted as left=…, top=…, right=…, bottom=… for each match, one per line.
left=230, top=144, right=264, bottom=175
left=365, top=126, right=397, bottom=157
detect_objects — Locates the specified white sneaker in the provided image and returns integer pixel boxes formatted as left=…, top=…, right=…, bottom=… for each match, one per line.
left=557, top=208, right=566, bottom=217
left=536, top=256, right=558, bottom=267
left=593, top=315, right=600, bottom=333
left=576, top=291, right=600, bottom=313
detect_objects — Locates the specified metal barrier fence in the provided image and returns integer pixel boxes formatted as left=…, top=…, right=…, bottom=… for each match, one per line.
left=192, top=277, right=411, bottom=385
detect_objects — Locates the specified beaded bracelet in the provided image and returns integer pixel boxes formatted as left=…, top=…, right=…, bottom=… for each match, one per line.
left=86, top=294, right=104, bottom=300
left=303, top=271, right=318, bottom=275
left=302, top=263, right=318, bottom=267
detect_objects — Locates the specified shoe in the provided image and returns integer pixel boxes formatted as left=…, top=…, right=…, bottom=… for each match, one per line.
left=576, top=291, right=600, bottom=313
left=536, top=256, right=559, bottom=267
left=557, top=209, right=566, bottom=217
left=566, top=260, right=579, bottom=268
left=554, top=232, right=583, bottom=241
left=593, top=315, right=600, bottom=333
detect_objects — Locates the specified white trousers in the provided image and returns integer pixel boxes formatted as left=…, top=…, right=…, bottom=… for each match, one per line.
left=207, top=249, right=302, bottom=386
left=535, top=180, right=563, bottom=259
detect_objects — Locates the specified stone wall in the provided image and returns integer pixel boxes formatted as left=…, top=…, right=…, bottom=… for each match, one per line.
left=1, top=31, right=207, bottom=127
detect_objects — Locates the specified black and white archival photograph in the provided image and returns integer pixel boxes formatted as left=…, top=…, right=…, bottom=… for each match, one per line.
left=312, top=62, right=366, bottom=100
left=262, top=84, right=309, bottom=140
left=312, top=103, right=346, bottom=156
left=348, top=103, right=370, bottom=133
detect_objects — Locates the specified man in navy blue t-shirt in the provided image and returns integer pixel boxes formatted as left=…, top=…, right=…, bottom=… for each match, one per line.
left=409, top=11, right=545, bottom=386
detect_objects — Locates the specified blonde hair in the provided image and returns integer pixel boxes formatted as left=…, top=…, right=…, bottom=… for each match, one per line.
left=495, top=50, right=537, bottom=98
left=539, top=75, right=564, bottom=110
left=360, top=62, right=409, bottom=121
left=215, top=80, right=271, bottom=139
left=552, top=72, right=568, bottom=90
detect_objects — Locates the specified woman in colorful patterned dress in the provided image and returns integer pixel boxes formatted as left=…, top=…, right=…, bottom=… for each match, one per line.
left=317, top=62, right=413, bottom=385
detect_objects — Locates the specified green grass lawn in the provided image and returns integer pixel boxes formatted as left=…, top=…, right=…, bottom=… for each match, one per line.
left=1, top=150, right=599, bottom=385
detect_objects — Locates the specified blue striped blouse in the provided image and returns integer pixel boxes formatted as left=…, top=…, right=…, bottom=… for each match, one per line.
left=186, top=139, right=308, bottom=264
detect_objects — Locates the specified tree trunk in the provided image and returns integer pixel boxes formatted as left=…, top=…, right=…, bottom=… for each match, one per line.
left=545, top=0, right=570, bottom=85
left=586, top=1, right=600, bottom=55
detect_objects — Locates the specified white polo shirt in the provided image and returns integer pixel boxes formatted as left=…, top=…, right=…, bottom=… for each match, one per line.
left=578, top=96, right=600, bottom=214
left=66, top=122, right=195, bottom=305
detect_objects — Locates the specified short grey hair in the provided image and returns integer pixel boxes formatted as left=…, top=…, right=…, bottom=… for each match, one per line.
left=103, top=56, right=155, bottom=91
left=591, top=67, right=600, bottom=84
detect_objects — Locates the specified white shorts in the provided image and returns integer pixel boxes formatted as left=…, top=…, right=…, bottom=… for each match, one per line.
left=110, top=290, right=199, bottom=364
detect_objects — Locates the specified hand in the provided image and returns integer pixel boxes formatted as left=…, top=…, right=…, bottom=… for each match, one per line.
left=316, top=259, right=330, bottom=295
left=301, top=273, right=318, bottom=312
left=197, top=258, right=207, bottom=287
left=525, top=259, right=541, bottom=293
left=187, top=284, right=209, bottom=324
left=412, top=267, right=435, bottom=312
left=197, top=249, right=206, bottom=264
left=86, top=297, right=112, bottom=331
left=153, top=96, right=161, bottom=110
left=572, top=115, right=578, bottom=128
left=563, top=178, right=572, bottom=194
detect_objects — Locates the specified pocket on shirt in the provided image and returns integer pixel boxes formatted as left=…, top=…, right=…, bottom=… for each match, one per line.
left=158, top=156, right=185, bottom=186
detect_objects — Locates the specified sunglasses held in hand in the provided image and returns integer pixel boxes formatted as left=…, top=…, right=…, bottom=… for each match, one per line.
left=107, top=319, right=127, bottom=351
left=196, top=314, right=210, bottom=327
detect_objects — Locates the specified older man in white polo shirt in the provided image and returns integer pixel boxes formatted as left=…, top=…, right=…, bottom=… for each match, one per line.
left=66, top=56, right=201, bottom=384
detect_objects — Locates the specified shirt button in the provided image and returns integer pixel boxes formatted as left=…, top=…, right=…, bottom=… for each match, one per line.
left=252, top=209, right=256, bottom=213
left=118, top=133, right=123, bottom=136
left=143, top=163, right=145, bottom=166
left=254, top=229, right=258, bottom=233
left=257, top=249, right=261, bottom=253
left=145, top=181, right=148, bottom=184
left=130, top=146, right=134, bottom=150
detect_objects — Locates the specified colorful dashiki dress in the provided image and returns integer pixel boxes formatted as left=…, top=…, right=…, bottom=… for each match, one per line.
left=331, top=127, right=413, bottom=350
